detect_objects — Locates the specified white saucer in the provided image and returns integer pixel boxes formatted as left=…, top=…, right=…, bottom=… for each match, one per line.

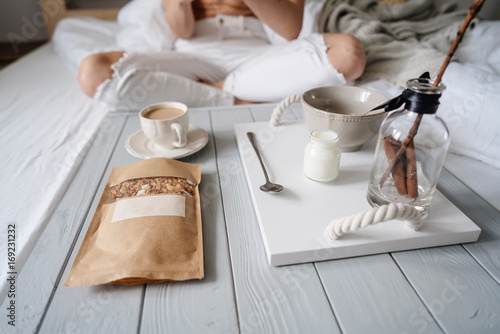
left=125, top=124, right=209, bottom=159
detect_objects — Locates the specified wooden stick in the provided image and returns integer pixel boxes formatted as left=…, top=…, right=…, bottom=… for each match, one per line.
left=434, top=0, right=486, bottom=85
left=378, top=0, right=486, bottom=189
left=406, top=139, right=418, bottom=198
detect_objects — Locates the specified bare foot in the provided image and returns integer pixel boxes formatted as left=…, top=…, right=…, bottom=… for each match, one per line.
left=234, top=97, right=255, bottom=105
left=200, top=80, right=225, bottom=90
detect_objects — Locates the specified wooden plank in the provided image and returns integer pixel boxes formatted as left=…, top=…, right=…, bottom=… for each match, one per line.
left=444, top=154, right=500, bottom=211
left=210, top=106, right=341, bottom=333
left=0, top=115, right=126, bottom=333
left=248, top=103, right=301, bottom=123
left=38, top=116, right=145, bottom=333
left=437, top=168, right=500, bottom=283
left=315, top=255, right=443, bottom=334
left=313, top=147, right=499, bottom=333
left=393, top=246, right=500, bottom=332
left=140, top=109, right=239, bottom=333
left=374, top=169, right=500, bottom=332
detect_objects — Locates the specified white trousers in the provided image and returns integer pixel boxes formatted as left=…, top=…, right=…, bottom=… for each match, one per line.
left=95, top=14, right=346, bottom=110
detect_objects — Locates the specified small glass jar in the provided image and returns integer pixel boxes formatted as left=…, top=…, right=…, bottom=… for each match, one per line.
left=366, top=78, right=450, bottom=218
left=303, top=129, right=341, bottom=182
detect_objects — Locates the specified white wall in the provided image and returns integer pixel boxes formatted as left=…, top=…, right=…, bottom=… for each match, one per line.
left=0, top=0, right=48, bottom=43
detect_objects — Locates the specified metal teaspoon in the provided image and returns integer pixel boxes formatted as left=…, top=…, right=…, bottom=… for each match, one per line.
left=247, top=132, right=284, bottom=194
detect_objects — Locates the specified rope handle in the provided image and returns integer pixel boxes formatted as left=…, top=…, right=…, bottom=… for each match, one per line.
left=324, top=203, right=423, bottom=240
left=270, top=95, right=301, bottom=127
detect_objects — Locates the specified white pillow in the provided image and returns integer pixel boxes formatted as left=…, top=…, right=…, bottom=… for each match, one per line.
left=440, top=62, right=500, bottom=169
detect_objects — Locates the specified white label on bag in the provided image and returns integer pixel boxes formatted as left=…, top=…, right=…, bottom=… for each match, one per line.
left=111, top=194, right=186, bottom=223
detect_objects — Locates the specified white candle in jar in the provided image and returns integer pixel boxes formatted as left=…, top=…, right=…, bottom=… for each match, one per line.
left=303, top=129, right=342, bottom=182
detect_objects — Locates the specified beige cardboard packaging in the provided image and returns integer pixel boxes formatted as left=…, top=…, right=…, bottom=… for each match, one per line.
left=65, top=158, right=203, bottom=286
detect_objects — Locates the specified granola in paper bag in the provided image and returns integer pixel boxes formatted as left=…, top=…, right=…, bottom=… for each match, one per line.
left=65, top=158, right=203, bottom=286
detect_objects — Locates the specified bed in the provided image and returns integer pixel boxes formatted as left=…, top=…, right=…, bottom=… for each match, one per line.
left=1, top=0, right=499, bottom=304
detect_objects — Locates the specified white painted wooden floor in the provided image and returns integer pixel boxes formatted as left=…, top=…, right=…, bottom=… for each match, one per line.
left=2, top=104, right=499, bottom=334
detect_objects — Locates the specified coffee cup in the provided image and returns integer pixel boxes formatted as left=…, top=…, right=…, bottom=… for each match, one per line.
left=270, top=86, right=388, bottom=152
left=139, top=102, right=189, bottom=149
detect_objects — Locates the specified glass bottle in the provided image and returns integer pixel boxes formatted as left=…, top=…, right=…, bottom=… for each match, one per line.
left=303, top=129, right=342, bottom=182
left=366, top=78, right=450, bottom=218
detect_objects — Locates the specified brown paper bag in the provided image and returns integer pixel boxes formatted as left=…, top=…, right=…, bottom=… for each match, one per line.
left=65, top=158, right=203, bottom=286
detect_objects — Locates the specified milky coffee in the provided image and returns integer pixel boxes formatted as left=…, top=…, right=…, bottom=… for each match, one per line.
left=145, top=107, right=184, bottom=120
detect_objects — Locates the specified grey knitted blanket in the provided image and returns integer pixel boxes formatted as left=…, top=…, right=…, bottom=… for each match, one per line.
left=318, top=0, right=471, bottom=86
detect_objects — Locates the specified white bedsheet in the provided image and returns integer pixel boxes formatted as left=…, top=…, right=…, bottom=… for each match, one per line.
left=0, top=44, right=110, bottom=300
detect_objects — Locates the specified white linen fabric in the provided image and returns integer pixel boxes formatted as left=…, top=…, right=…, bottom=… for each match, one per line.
left=94, top=51, right=236, bottom=110
left=224, top=33, right=344, bottom=101
left=0, top=45, right=109, bottom=301
left=53, top=17, right=121, bottom=68
left=116, top=0, right=177, bottom=52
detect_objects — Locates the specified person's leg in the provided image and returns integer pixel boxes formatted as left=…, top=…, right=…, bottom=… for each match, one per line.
left=78, top=51, right=123, bottom=98
left=222, top=33, right=366, bottom=102
left=77, top=51, right=234, bottom=110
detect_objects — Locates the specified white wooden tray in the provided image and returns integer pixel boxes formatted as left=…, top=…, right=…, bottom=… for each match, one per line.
left=234, top=121, right=481, bottom=266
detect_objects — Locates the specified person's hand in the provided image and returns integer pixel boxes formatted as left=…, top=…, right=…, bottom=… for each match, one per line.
left=163, top=0, right=196, bottom=39
left=242, top=0, right=305, bottom=40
